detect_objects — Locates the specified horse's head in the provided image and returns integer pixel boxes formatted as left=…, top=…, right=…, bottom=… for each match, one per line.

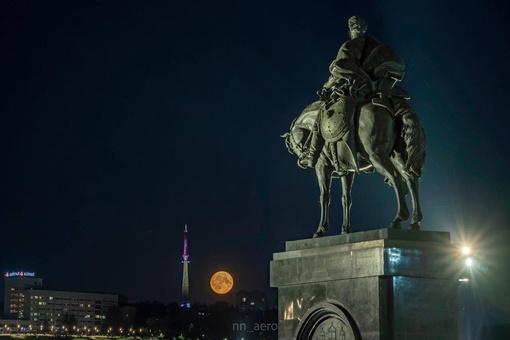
left=282, top=100, right=322, bottom=159
left=281, top=127, right=309, bottom=158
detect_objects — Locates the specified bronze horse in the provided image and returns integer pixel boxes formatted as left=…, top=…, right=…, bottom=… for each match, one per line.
left=283, top=99, right=425, bottom=238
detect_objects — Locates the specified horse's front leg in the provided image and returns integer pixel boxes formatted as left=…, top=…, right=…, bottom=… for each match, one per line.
left=340, top=172, right=355, bottom=234
left=313, top=159, right=333, bottom=238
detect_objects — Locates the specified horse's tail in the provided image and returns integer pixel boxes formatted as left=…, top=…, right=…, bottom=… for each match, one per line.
left=402, top=113, right=426, bottom=178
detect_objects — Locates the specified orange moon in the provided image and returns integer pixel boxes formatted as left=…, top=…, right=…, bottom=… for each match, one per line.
left=210, top=271, right=234, bottom=294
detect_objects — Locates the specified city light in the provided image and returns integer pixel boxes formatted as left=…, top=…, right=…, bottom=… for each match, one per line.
left=466, top=257, right=473, bottom=267
left=462, top=246, right=471, bottom=255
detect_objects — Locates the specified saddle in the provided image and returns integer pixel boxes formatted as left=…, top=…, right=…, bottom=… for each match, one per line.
left=370, top=87, right=410, bottom=117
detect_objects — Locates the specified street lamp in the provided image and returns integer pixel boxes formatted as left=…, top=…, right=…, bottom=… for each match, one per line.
left=457, top=242, right=487, bottom=340
left=458, top=244, right=474, bottom=282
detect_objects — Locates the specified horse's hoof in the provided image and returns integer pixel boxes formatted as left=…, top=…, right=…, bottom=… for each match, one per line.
left=341, top=226, right=351, bottom=234
left=313, top=224, right=329, bottom=238
left=313, top=231, right=324, bottom=238
left=389, top=221, right=401, bottom=229
left=409, top=223, right=420, bottom=231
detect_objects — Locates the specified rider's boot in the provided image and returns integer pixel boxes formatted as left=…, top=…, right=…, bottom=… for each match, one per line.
left=298, top=121, right=324, bottom=169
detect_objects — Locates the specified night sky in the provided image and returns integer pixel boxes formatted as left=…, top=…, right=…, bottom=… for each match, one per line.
left=1, top=0, right=509, bottom=317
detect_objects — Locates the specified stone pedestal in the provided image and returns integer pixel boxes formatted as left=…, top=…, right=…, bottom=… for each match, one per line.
left=270, top=229, right=460, bottom=340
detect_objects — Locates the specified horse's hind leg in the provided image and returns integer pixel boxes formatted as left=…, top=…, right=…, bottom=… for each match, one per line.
left=359, top=105, right=409, bottom=228
left=391, top=155, right=422, bottom=230
left=406, top=175, right=422, bottom=230
left=340, top=172, right=355, bottom=234
left=368, top=152, right=409, bottom=229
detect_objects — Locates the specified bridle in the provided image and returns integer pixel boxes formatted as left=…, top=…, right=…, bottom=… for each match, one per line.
left=288, top=126, right=312, bottom=155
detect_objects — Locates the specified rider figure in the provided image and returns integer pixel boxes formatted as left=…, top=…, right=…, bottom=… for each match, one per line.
left=299, top=16, right=425, bottom=176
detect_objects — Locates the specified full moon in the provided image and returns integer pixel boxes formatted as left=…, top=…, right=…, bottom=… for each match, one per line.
left=210, top=271, right=234, bottom=294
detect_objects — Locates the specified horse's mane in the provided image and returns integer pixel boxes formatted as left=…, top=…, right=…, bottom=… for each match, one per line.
left=289, top=101, right=322, bottom=132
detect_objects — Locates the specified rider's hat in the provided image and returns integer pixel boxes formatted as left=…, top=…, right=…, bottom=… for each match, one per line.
left=348, top=16, right=368, bottom=35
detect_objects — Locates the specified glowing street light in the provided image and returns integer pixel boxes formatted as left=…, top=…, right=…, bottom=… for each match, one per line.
left=462, top=246, right=471, bottom=255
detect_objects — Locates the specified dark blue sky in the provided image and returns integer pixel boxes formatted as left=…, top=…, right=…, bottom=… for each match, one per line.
left=1, top=0, right=509, bottom=314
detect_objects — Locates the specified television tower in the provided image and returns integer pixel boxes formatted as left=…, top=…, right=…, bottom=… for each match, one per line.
left=181, top=224, right=190, bottom=308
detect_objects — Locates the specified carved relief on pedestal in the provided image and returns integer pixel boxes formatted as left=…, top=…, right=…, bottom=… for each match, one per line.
left=296, top=302, right=360, bottom=340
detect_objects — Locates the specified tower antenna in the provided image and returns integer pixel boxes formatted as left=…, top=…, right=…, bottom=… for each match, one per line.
left=181, top=224, right=190, bottom=308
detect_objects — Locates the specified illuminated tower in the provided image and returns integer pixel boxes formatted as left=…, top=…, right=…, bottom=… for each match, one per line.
left=181, top=224, right=190, bottom=308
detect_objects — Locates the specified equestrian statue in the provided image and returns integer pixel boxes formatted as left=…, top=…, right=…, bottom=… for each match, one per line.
left=283, top=16, right=426, bottom=238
